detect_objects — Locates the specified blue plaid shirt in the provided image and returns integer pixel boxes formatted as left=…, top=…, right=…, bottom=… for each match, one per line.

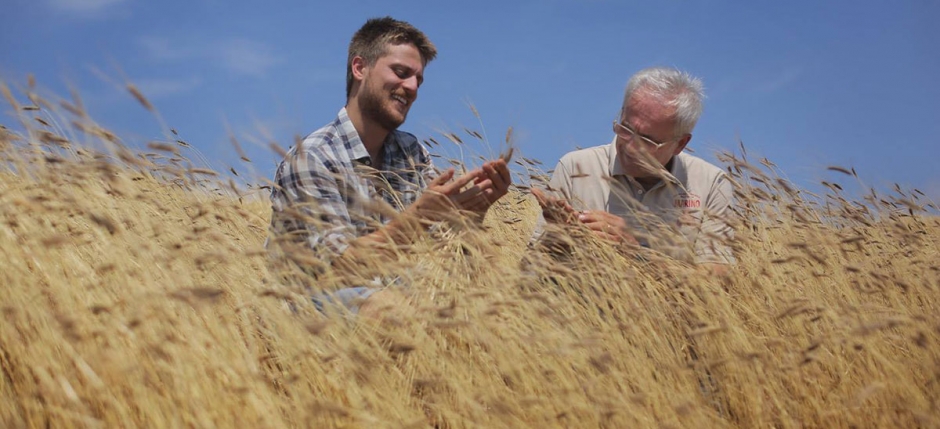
left=269, top=108, right=435, bottom=257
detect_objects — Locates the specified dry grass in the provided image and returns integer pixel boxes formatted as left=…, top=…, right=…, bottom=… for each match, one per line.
left=1, top=81, right=939, bottom=428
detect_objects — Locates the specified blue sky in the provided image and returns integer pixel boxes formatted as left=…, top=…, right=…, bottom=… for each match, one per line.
left=2, top=0, right=939, bottom=203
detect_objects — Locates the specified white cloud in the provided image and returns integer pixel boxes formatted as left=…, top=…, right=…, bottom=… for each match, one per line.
left=138, top=36, right=281, bottom=78
left=47, top=0, right=127, bottom=16
left=138, top=36, right=193, bottom=61
left=133, top=77, right=202, bottom=99
left=215, top=39, right=281, bottom=77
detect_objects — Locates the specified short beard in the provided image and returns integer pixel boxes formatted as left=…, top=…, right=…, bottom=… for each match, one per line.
left=360, top=86, right=405, bottom=132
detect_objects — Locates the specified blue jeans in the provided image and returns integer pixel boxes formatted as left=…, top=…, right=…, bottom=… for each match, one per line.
left=311, top=286, right=378, bottom=314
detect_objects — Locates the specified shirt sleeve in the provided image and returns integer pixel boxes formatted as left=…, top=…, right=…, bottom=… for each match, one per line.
left=270, top=147, right=356, bottom=257
left=388, top=132, right=437, bottom=206
left=694, top=172, right=736, bottom=264
left=548, top=158, right=574, bottom=203
left=415, top=144, right=438, bottom=186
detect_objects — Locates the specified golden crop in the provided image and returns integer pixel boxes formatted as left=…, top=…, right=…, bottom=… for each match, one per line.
left=1, top=81, right=938, bottom=428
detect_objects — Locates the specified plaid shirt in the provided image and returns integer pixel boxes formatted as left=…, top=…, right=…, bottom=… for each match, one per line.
left=269, top=108, right=434, bottom=257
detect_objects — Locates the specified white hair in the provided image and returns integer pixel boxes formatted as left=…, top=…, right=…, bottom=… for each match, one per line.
left=623, top=67, right=705, bottom=138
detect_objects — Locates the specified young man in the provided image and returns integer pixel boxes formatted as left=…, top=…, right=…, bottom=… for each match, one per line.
left=268, top=17, right=512, bottom=315
left=533, top=67, right=735, bottom=275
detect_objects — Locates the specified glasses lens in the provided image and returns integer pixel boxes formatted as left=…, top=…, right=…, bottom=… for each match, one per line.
left=641, top=135, right=661, bottom=148
left=615, top=122, right=666, bottom=148
left=614, top=122, right=633, bottom=139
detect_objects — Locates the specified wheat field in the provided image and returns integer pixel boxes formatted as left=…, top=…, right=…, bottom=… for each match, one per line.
left=1, top=81, right=939, bottom=428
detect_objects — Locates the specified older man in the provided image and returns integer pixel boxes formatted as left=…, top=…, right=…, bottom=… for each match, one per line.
left=533, top=67, right=735, bottom=274
left=268, top=17, right=512, bottom=315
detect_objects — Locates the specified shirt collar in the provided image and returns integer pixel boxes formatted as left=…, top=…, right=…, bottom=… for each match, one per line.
left=337, top=107, right=400, bottom=167
left=608, top=138, right=623, bottom=176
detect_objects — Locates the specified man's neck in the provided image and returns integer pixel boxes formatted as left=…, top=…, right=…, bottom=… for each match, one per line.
left=634, top=157, right=675, bottom=191
left=635, top=176, right=660, bottom=191
left=345, top=102, right=389, bottom=166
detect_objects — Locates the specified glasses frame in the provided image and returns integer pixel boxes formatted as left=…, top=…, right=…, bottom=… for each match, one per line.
left=612, top=120, right=678, bottom=149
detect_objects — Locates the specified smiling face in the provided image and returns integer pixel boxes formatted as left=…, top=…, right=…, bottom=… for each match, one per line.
left=616, top=90, right=690, bottom=178
left=355, top=43, right=425, bottom=132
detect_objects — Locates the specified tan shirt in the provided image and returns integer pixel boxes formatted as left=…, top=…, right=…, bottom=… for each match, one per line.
left=537, top=140, right=735, bottom=264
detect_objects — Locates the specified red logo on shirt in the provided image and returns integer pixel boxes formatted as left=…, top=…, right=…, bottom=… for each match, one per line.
left=675, top=193, right=701, bottom=208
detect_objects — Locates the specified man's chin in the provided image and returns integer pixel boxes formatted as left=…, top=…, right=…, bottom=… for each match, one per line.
left=378, top=112, right=406, bottom=131
left=618, top=160, right=637, bottom=174
left=393, top=108, right=410, bottom=125
left=623, top=166, right=647, bottom=178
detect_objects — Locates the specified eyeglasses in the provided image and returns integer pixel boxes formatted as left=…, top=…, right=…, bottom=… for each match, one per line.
left=612, top=121, right=676, bottom=149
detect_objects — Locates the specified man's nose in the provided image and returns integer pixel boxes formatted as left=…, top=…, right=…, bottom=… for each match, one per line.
left=624, top=136, right=648, bottom=154
left=401, top=76, right=419, bottom=94
left=622, top=134, right=640, bottom=150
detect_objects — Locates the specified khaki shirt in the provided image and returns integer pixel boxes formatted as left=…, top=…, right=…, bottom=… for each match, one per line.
left=538, top=140, right=735, bottom=264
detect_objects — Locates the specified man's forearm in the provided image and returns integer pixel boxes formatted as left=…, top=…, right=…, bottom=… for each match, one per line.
left=698, top=262, right=730, bottom=278
left=364, top=215, right=424, bottom=247
left=330, top=215, right=423, bottom=270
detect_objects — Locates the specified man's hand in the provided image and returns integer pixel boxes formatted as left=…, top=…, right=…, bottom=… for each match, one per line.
left=407, top=168, right=481, bottom=222
left=460, top=159, right=512, bottom=215
left=577, top=210, right=639, bottom=245
left=349, top=168, right=487, bottom=255
left=532, top=187, right=578, bottom=224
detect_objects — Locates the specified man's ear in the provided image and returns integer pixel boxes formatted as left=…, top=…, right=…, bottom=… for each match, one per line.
left=351, top=56, right=368, bottom=81
left=673, top=134, right=692, bottom=155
